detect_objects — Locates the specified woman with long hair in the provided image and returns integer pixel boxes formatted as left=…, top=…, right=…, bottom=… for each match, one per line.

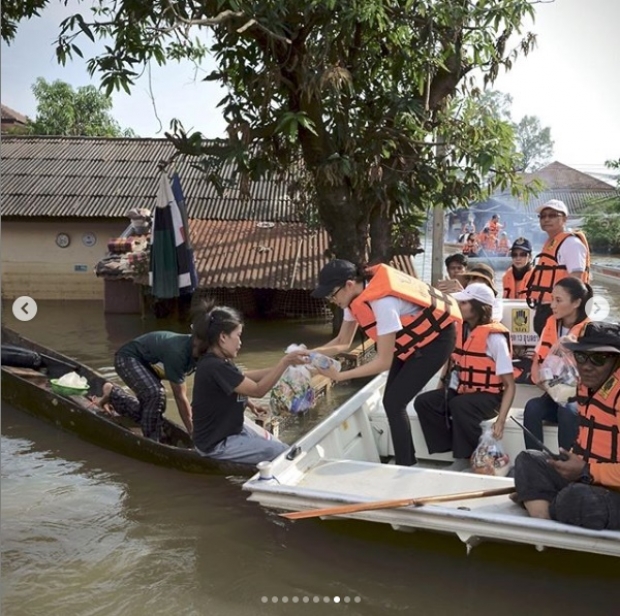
left=190, top=303, right=306, bottom=465
left=414, top=283, right=516, bottom=471
left=523, top=278, right=592, bottom=451
left=309, top=260, right=461, bottom=466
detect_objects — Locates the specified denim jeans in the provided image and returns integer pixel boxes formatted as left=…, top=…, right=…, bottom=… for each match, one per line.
left=522, top=393, right=579, bottom=451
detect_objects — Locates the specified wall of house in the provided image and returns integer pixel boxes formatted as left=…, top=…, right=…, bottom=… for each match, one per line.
left=1, top=220, right=127, bottom=300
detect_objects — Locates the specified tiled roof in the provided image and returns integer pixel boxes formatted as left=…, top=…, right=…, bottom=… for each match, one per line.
left=489, top=161, right=616, bottom=216
left=189, top=220, right=417, bottom=290
left=1, top=136, right=301, bottom=220
left=520, top=161, right=615, bottom=191
left=488, top=190, right=616, bottom=216
left=1, top=104, right=28, bottom=125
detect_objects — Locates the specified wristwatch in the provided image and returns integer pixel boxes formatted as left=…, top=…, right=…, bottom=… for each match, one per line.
left=579, top=463, right=594, bottom=485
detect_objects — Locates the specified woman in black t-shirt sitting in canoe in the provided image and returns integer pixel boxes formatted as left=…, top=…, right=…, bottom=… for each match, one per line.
left=191, top=304, right=307, bottom=466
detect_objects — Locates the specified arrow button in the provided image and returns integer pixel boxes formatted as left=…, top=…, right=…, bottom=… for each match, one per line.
left=12, top=296, right=38, bottom=322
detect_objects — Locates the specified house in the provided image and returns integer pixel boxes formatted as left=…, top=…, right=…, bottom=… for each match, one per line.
left=1, top=104, right=29, bottom=134
left=1, top=136, right=417, bottom=316
left=460, top=161, right=618, bottom=244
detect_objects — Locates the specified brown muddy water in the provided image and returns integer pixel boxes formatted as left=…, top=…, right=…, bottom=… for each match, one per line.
left=2, top=259, right=620, bottom=615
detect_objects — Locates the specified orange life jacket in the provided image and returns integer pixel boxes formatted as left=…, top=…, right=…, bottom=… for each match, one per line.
left=488, top=220, right=502, bottom=237
left=497, top=237, right=510, bottom=255
left=349, top=264, right=462, bottom=361
left=502, top=266, right=534, bottom=299
left=535, top=317, right=590, bottom=364
left=572, top=369, right=620, bottom=464
left=480, top=233, right=497, bottom=252
left=463, top=240, right=478, bottom=255
left=451, top=321, right=512, bottom=395
left=525, top=231, right=591, bottom=306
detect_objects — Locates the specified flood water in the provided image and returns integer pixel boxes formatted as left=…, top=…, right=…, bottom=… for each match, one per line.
left=2, top=248, right=620, bottom=615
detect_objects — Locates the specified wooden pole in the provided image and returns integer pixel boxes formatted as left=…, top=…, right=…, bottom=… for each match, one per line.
left=279, top=485, right=516, bottom=520
left=431, top=136, right=447, bottom=287
left=430, top=201, right=444, bottom=287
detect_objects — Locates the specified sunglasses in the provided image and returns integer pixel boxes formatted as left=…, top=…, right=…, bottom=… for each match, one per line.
left=326, top=284, right=345, bottom=302
left=573, top=351, right=618, bottom=367
left=538, top=212, right=564, bottom=220
left=511, top=251, right=529, bottom=258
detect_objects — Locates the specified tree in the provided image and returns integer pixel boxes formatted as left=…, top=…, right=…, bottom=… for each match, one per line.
left=583, top=159, right=620, bottom=253
left=29, top=77, right=136, bottom=137
left=1, top=0, right=47, bottom=42
left=514, top=114, right=553, bottom=172
left=473, top=90, right=553, bottom=172
left=5, top=1, right=540, bottom=263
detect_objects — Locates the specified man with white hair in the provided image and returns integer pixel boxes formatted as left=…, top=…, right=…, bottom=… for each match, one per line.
left=524, top=199, right=591, bottom=335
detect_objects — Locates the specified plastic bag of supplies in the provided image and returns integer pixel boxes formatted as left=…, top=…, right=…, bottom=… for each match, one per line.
left=470, top=421, right=510, bottom=476
left=539, top=336, right=579, bottom=405
left=270, top=344, right=315, bottom=415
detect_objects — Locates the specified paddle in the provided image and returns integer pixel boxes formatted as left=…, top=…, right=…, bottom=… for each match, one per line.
left=280, top=485, right=516, bottom=520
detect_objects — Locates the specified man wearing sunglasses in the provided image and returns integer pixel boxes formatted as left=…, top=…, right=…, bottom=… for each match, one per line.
left=512, top=321, right=620, bottom=530
left=523, top=200, right=591, bottom=336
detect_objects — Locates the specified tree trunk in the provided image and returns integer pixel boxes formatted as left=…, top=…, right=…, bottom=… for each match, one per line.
left=368, top=209, right=393, bottom=263
left=314, top=180, right=369, bottom=264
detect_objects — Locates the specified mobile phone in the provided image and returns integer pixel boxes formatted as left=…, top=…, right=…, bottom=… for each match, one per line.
left=510, top=416, right=569, bottom=461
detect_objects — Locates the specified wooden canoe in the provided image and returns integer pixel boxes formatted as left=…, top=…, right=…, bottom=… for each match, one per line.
left=1, top=326, right=259, bottom=475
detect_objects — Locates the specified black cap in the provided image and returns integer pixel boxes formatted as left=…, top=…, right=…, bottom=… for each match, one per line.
left=510, top=237, right=533, bottom=254
left=311, top=259, right=357, bottom=298
left=563, top=322, right=620, bottom=354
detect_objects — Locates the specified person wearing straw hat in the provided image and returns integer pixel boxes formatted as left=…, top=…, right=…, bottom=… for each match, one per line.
left=512, top=321, right=620, bottom=530
left=414, top=283, right=516, bottom=472
left=438, top=262, right=503, bottom=323
left=309, top=260, right=461, bottom=467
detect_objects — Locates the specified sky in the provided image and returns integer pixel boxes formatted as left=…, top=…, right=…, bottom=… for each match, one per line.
left=1, top=0, right=619, bottom=174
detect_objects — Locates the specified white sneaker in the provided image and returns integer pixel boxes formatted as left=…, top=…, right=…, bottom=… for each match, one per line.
left=445, top=459, right=471, bottom=472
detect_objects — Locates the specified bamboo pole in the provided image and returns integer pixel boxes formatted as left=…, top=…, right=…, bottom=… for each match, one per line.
left=279, top=486, right=516, bottom=520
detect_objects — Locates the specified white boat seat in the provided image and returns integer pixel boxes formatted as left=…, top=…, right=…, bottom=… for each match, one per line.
left=367, top=383, right=560, bottom=465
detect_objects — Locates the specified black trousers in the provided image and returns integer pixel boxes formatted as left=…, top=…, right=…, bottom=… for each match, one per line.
left=414, top=388, right=502, bottom=459
left=383, top=323, right=456, bottom=466
left=533, top=303, right=553, bottom=337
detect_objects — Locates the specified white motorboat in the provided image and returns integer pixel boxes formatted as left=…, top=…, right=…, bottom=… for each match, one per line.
left=243, top=301, right=620, bottom=557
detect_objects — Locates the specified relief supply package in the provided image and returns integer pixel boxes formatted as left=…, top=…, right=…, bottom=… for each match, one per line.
left=539, top=337, right=579, bottom=405
left=270, top=344, right=315, bottom=415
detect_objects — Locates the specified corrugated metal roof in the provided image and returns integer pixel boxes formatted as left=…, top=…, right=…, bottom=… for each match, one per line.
left=1, top=136, right=301, bottom=220
left=190, top=220, right=418, bottom=291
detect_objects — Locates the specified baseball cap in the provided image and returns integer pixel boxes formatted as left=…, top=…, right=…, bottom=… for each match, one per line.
left=452, top=283, right=496, bottom=307
left=311, top=259, right=357, bottom=298
left=510, top=237, right=532, bottom=254
left=536, top=199, right=568, bottom=216
left=563, top=322, right=620, bottom=354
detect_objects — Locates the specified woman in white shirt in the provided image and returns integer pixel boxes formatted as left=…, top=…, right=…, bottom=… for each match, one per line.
left=414, top=283, right=516, bottom=471
left=309, top=260, right=460, bottom=466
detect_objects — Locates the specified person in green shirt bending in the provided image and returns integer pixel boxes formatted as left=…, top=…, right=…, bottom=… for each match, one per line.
left=95, top=330, right=198, bottom=441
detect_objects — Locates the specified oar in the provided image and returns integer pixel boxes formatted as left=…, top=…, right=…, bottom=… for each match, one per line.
left=280, top=486, right=516, bottom=520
